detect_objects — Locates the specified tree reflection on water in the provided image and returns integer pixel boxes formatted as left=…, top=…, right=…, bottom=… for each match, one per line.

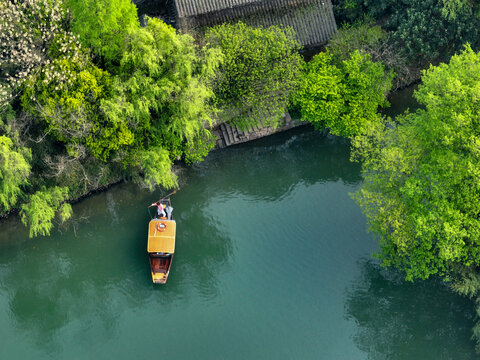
left=187, top=126, right=362, bottom=202
left=345, top=260, right=477, bottom=359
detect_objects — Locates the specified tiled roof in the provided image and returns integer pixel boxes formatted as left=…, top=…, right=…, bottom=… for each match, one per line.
left=174, top=0, right=337, bottom=47
left=244, top=2, right=337, bottom=46
left=175, top=0, right=312, bottom=17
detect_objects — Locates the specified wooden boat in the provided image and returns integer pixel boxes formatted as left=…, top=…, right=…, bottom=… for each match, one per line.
left=147, top=199, right=176, bottom=284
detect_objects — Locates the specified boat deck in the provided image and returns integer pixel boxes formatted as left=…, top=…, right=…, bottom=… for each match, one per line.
left=147, top=219, right=176, bottom=254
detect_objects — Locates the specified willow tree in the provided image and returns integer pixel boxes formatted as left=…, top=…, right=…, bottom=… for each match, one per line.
left=51, top=0, right=223, bottom=189
left=66, top=0, right=139, bottom=67
left=101, top=17, right=223, bottom=189
left=0, top=136, right=31, bottom=212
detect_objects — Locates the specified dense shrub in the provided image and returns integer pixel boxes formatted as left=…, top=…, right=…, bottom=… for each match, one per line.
left=333, top=0, right=480, bottom=64
left=294, top=50, right=392, bottom=136
left=327, top=21, right=412, bottom=89
left=205, top=22, right=304, bottom=129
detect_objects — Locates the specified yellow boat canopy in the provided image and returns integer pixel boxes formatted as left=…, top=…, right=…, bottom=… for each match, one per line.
left=147, top=220, right=176, bottom=254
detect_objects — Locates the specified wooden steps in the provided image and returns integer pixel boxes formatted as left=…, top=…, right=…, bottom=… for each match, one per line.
left=212, top=112, right=306, bottom=149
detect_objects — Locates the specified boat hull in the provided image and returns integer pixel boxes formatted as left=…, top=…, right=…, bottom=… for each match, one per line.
left=149, top=254, right=173, bottom=284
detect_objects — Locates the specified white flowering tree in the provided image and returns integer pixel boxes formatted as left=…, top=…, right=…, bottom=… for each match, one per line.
left=20, top=32, right=122, bottom=160
left=0, top=0, right=78, bottom=236
left=0, top=0, right=67, bottom=110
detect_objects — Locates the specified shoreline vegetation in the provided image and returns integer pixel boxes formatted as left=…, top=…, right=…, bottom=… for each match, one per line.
left=1, top=0, right=392, bottom=236
left=3, top=0, right=480, bottom=352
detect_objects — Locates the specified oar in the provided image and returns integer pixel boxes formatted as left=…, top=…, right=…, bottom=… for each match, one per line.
left=147, top=189, right=178, bottom=208
left=160, top=189, right=177, bottom=201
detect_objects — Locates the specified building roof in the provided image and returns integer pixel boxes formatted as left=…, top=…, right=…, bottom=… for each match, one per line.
left=244, top=2, right=337, bottom=47
left=175, top=0, right=322, bottom=17
left=175, top=0, right=258, bottom=17
left=174, top=0, right=337, bottom=47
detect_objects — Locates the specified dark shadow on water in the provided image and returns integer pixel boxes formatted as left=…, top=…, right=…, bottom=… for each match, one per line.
left=381, top=84, right=423, bottom=119
left=346, top=260, right=478, bottom=360
left=187, top=127, right=362, bottom=202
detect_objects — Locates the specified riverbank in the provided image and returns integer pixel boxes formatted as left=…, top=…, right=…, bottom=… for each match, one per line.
left=0, top=81, right=419, bottom=228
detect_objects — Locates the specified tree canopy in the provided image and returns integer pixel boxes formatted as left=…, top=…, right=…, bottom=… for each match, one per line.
left=0, top=135, right=31, bottom=212
left=293, top=50, right=392, bottom=137
left=333, top=0, right=480, bottom=67
left=352, top=45, right=480, bottom=281
left=20, top=186, right=72, bottom=238
left=441, top=0, right=480, bottom=19
left=0, top=0, right=227, bottom=236
left=21, top=34, right=119, bottom=160
left=101, top=17, right=223, bottom=187
left=205, top=22, right=303, bottom=129
left=0, top=0, right=68, bottom=110
left=66, top=0, right=139, bottom=67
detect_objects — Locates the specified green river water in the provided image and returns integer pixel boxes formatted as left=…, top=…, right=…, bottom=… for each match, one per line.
left=0, top=89, right=478, bottom=359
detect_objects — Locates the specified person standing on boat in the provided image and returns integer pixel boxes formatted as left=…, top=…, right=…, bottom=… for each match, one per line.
left=165, top=204, right=173, bottom=220
left=151, top=202, right=166, bottom=218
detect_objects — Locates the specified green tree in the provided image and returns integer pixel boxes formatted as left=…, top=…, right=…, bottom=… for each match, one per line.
left=205, top=22, right=304, bottom=129
left=0, top=135, right=31, bottom=212
left=327, top=21, right=411, bottom=89
left=20, top=186, right=72, bottom=237
left=66, top=0, right=139, bottom=67
left=102, top=17, right=223, bottom=188
left=0, top=0, right=69, bottom=110
left=441, top=0, right=480, bottom=19
left=327, top=21, right=387, bottom=62
left=333, top=0, right=480, bottom=63
left=20, top=34, right=132, bottom=161
left=352, top=45, right=480, bottom=281
left=3, top=1, right=224, bottom=236
left=294, top=50, right=392, bottom=137
left=137, top=147, right=177, bottom=191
